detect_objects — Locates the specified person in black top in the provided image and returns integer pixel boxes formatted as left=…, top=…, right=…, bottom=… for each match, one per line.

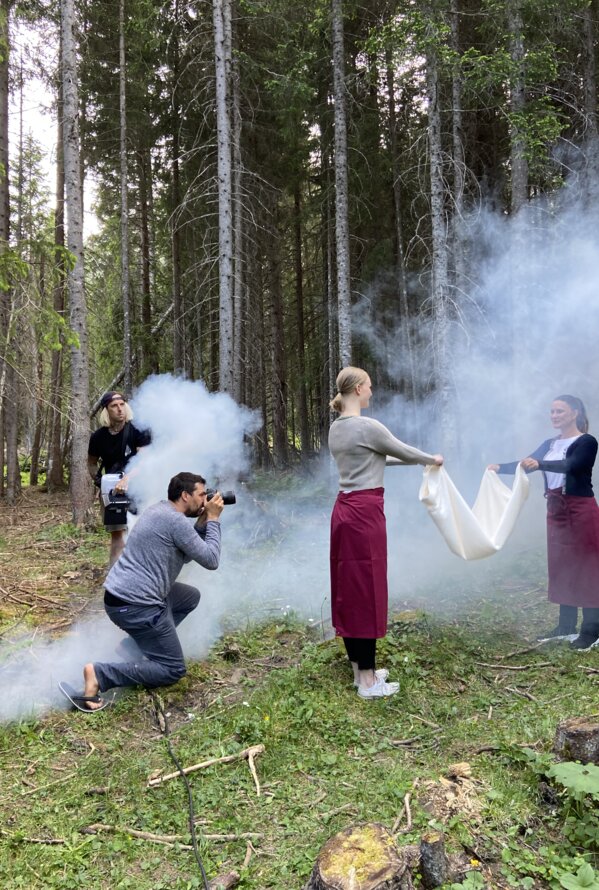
left=489, top=395, right=599, bottom=650
left=88, top=391, right=151, bottom=566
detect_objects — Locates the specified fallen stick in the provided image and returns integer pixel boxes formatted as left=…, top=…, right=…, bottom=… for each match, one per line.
left=392, top=792, right=413, bottom=834
left=82, top=823, right=262, bottom=845
left=208, top=872, right=240, bottom=890
left=505, top=685, right=537, bottom=701
left=0, top=830, right=65, bottom=846
left=83, top=823, right=192, bottom=849
left=475, top=662, right=552, bottom=671
left=499, top=643, right=546, bottom=659
left=21, top=770, right=78, bottom=796
left=148, top=744, right=265, bottom=788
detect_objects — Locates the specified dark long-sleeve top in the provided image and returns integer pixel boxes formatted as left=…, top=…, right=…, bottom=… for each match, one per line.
left=497, top=433, right=598, bottom=497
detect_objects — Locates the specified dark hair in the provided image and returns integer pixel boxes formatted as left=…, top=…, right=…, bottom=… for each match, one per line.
left=167, top=472, right=206, bottom=502
left=555, top=394, right=589, bottom=433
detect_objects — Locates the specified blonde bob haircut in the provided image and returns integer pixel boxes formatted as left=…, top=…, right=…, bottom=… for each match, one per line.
left=99, top=402, right=134, bottom=427
left=329, top=366, right=369, bottom=414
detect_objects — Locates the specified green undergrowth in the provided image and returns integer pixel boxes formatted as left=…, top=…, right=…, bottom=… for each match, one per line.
left=3, top=607, right=599, bottom=889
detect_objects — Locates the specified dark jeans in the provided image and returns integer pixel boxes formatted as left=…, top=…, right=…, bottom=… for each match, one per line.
left=93, top=582, right=200, bottom=692
left=342, top=637, right=376, bottom=671
left=560, top=604, right=599, bottom=638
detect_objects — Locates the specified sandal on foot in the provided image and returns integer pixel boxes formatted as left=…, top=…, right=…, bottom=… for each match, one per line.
left=59, top=681, right=113, bottom=713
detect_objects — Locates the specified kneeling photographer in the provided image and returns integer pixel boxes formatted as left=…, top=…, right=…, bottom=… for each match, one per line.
left=64, top=472, right=226, bottom=712
left=88, top=391, right=151, bottom=567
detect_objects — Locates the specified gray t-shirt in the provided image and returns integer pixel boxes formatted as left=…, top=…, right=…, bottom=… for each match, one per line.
left=328, top=415, right=437, bottom=491
left=104, top=500, right=221, bottom=607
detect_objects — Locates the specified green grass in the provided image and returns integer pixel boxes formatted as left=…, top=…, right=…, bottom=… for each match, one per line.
left=2, top=600, right=599, bottom=889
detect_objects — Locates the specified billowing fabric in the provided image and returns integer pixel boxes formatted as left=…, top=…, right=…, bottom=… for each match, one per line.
left=419, top=465, right=529, bottom=560
left=330, top=488, right=388, bottom=638
left=546, top=489, right=599, bottom=607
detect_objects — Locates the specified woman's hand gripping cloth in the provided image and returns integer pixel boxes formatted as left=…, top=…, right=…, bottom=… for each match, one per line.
left=419, top=465, right=529, bottom=560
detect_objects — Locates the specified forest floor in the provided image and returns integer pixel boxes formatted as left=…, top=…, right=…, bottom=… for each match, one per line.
left=2, top=488, right=599, bottom=889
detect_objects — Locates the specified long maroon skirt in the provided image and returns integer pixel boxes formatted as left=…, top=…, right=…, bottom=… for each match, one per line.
left=330, top=487, right=388, bottom=638
left=546, top=489, right=599, bottom=607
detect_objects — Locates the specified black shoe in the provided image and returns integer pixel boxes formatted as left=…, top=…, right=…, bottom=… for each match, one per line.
left=570, top=634, right=599, bottom=651
left=537, top=626, right=578, bottom=643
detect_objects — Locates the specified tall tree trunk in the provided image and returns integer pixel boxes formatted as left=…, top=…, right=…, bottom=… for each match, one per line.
left=138, top=145, right=153, bottom=377
left=293, top=185, right=310, bottom=455
left=170, top=1, right=184, bottom=375
left=0, top=0, right=19, bottom=504
left=507, top=0, right=528, bottom=213
left=582, top=0, right=599, bottom=201
left=331, top=0, right=351, bottom=367
left=47, top=73, right=66, bottom=491
left=61, top=0, right=92, bottom=524
left=268, top=207, right=287, bottom=467
left=231, top=35, right=244, bottom=402
left=119, top=0, right=131, bottom=392
left=213, top=0, right=234, bottom=394
left=426, top=37, right=456, bottom=456
left=386, top=55, right=417, bottom=411
left=450, top=0, right=466, bottom=296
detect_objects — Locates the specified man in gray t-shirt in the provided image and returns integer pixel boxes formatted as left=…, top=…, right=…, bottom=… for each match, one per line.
left=62, top=472, right=224, bottom=711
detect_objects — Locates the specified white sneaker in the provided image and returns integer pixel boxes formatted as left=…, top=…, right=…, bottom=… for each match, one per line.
left=354, top=668, right=389, bottom=687
left=357, top=677, right=399, bottom=699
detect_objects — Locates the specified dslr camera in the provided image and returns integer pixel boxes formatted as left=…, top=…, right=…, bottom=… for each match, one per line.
left=206, top=487, right=236, bottom=505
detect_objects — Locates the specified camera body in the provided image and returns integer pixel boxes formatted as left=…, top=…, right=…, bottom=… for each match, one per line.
left=206, top=487, right=236, bottom=505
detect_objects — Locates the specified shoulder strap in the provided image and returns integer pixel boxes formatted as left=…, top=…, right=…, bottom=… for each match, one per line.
left=121, top=422, right=131, bottom=467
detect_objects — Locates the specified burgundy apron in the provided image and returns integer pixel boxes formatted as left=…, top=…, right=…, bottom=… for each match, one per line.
left=546, top=489, right=599, bottom=607
left=330, top=487, right=388, bottom=638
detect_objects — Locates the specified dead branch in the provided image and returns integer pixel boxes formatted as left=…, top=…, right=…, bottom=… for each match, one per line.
left=504, top=686, right=537, bottom=701
left=475, top=662, right=552, bottom=671
left=82, top=823, right=192, bottom=849
left=0, top=829, right=65, bottom=845
left=392, top=792, right=413, bottom=834
left=21, top=770, right=78, bottom=796
left=148, top=743, right=265, bottom=788
left=499, top=643, right=546, bottom=659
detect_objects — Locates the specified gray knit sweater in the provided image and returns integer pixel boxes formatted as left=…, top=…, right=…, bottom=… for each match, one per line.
left=328, top=415, right=437, bottom=491
left=104, top=500, right=221, bottom=606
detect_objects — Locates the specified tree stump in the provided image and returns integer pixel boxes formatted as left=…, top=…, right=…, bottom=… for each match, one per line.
left=420, top=831, right=448, bottom=888
left=305, top=823, right=413, bottom=890
left=554, top=717, right=599, bottom=764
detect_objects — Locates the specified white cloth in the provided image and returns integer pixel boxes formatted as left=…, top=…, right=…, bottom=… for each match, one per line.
left=419, top=465, right=529, bottom=560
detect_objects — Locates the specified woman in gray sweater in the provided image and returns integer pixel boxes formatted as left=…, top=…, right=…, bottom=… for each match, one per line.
left=329, top=366, right=443, bottom=698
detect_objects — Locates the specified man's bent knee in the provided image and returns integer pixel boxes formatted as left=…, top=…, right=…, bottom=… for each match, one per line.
left=160, top=662, right=187, bottom=685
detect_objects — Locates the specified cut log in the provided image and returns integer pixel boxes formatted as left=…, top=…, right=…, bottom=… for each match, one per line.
left=305, top=823, right=413, bottom=890
left=207, top=872, right=239, bottom=890
left=420, top=831, right=448, bottom=888
left=554, top=717, right=599, bottom=764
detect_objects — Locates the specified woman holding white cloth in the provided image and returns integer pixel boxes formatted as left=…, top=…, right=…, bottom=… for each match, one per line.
left=329, top=367, right=444, bottom=698
left=490, top=395, right=599, bottom=650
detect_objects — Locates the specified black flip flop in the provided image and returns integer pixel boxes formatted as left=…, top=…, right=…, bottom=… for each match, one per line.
left=58, top=681, right=114, bottom=713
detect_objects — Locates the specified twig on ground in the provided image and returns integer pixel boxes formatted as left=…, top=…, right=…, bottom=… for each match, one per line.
left=499, top=643, right=546, bottom=659
left=82, top=823, right=262, bottom=846
left=82, top=823, right=192, bottom=849
left=390, top=736, right=422, bottom=747
left=407, top=713, right=440, bottom=729
left=320, top=802, right=356, bottom=821
left=0, top=829, right=65, bottom=845
left=504, top=685, right=537, bottom=701
left=248, top=745, right=261, bottom=796
left=392, top=792, right=413, bottom=834
left=475, top=662, right=552, bottom=671
left=21, top=770, right=78, bottom=796
left=147, top=743, right=265, bottom=788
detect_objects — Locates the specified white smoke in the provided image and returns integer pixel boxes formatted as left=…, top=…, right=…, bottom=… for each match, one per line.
left=3, top=178, right=599, bottom=721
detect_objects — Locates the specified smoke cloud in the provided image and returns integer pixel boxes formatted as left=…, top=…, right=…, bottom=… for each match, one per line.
left=3, top=177, right=599, bottom=721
